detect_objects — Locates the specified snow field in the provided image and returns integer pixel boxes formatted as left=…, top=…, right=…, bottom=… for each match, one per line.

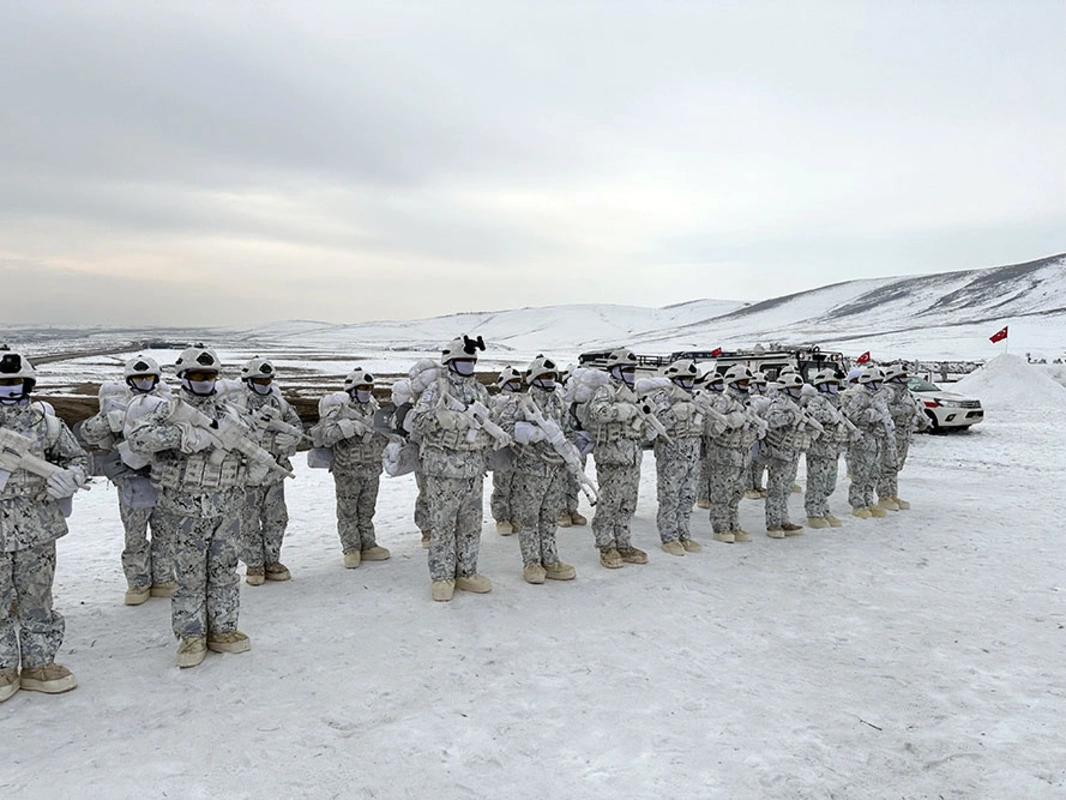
left=5, top=400, right=1066, bottom=798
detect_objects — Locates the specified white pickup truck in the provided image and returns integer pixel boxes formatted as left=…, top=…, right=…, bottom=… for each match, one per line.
left=906, top=376, right=984, bottom=431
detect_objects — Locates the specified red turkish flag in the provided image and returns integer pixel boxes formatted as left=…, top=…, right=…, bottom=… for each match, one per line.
left=856, top=351, right=871, bottom=364
left=710, top=347, right=723, bottom=357
left=989, top=326, right=1008, bottom=344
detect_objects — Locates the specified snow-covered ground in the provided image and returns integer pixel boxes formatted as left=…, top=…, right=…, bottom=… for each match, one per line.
left=5, top=356, right=1065, bottom=798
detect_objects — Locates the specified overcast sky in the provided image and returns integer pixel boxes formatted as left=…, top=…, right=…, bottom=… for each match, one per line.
left=2, top=1, right=1064, bottom=326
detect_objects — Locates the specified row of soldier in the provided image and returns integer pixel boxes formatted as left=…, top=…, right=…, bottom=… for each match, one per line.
left=0, top=336, right=923, bottom=695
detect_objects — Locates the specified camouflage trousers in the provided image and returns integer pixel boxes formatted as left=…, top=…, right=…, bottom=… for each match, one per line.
left=0, top=541, right=63, bottom=670
left=592, top=462, right=640, bottom=551
left=425, top=473, right=484, bottom=581
left=705, top=449, right=749, bottom=533
left=749, top=451, right=767, bottom=491
left=242, top=481, right=288, bottom=568
left=804, top=453, right=840, bottom=518
left=848, top=436, right=883, bottom=509
left=563, top=453, right=589, bottom=513
left=513, top=467, right=566, bottom=567
left=171, top=513, right=241, bottom=640
left=876, top=432, right=911, bottom=500
left=414, top=468, right=431, bottom=534
left=491, top=467, right=518, bottom=523
left=333, top=464, right=381, bottom=555
left=118, top=487, right=175, bottom=589
left=765, top=451, right=801, bottom=527
left=654, top=438, right=701, bottom=543
left=697, top=455, right=712, bottom=505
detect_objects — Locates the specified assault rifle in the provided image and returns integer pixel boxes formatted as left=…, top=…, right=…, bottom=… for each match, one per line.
left=0, top=428, right=89, bottom=489
left=168, top=402, right=295, bottom=479
left=250, top=404, right=312, bottom=443
left=519, top=397, right=599, bottom=506
left=443, top=396, right=513, bottom=448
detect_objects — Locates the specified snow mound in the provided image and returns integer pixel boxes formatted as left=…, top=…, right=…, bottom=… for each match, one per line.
left=954, top=354, right=1066, bottom=409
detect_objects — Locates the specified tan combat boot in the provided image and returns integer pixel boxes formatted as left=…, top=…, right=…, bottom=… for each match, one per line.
left=150, top=581, right=178, bottom=597
left=361, top=545, right=391, bottom=561
left=661, top=540, right=685, bottom=556
left=782, top=522, right=804, bottom=536
left=207, top=631, right=251, bottom=654
left=696, top=499, right=711, bottom=509
left=732, top=529, right=752, bottom=543
left=599, top=548, right=624, bottom=569
left=868, top=505, right=888, bottom=518
left=245, top=566, right=266, bottom=586
left=556, top=512, right=573, bottom=528
left=712, top=531, right=735, bottom=544
left=456, top=574, right=492, bottom=593
left=878, top=497, right=900, bottom=512
left=265, top=563, right=291, bottom=581
left=851, top=507, right=872, bottom=519
left=825, top=515, right=843, bottom=527
left=895, top=497, right=911, bottom=510
left=421, top=530, right=432, bottom=549
left=807, top=516, right=829, bottom=529
left=177, top=637, right=207, bottom=668
left=19, top=662, right=78, bottom=694
left=523, top=563, right=547, bottom=584
left=680, top=539, right=702, bottom=553
left=343, top=550, right=361, bottom=568
left=569, top=511, right=588, bottom=526
left=496, top=520, right=515, bottom=536
left=431, top=580, right=455, bottom=601
left=766, top=526, right=786, bottom=539
left=124, top=585, right=151, bottom=606
left=0, top=668, right=19, bottom=702
left=617, top=547, right=648, bottom=564
left=544, top=561, right=576, bottom=580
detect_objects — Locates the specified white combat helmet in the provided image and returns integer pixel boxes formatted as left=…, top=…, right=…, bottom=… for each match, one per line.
left=526, top=355, right=559, bottom=386
left=174, top=345, right=221, bottom=376
left=0, top=345, right=37, bottom=399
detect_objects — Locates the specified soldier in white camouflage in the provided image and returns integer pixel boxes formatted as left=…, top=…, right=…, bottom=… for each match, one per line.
left=803, top=369, right=851, bottom=528
left=80, top=355, right=177, bottom=605
left=557, top=367, right=590, bottom=528
left=842, top=366, right=893, bottom=519
left=644, top=360, right=705, bottom=555
left=760, top=372, right=813, bottom=538
left=702, top=366, right=760, bottom=543
left=876, top=364, right=927, bottom=511
left=410, top=336, right=495, bottom=601
left=587, top=348, right=649, bottom=569
left=495, top=356, right=577, bottom=584
left=745, top=371, right=770, bottom=499
left=695, top=370, right=725, bottom=509
left=231, top=358, right=303, bottom=584
left=311, top=368, right=391, bottom=569
left=489, top=366, right=524, bottom=536
left=0, top=347, right=88, bottom=701
left=126, top=346, right=254, bottom=668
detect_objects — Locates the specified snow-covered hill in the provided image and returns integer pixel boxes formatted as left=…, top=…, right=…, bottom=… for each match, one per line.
left=8, top=253, right=1066, bottom=368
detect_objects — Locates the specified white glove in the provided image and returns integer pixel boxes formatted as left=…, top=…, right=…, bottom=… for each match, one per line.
left=673, top=403, right=692, bottom=421
left=863, top=408, right=883, bottom=424
left=179, top=425, right=215, bottom=454
left=106, top=409, right=126, bottom=433
left=46, top=469, right=80, bottom=499
left=337, top=418, right=367, bottom=438
left=725, top=411, right=746, bottom=429
left=274, top=432, right=300, bottom=450
left=514, top=421, right=544, bottom=445
left=615, top=404, right=637, bottom=422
